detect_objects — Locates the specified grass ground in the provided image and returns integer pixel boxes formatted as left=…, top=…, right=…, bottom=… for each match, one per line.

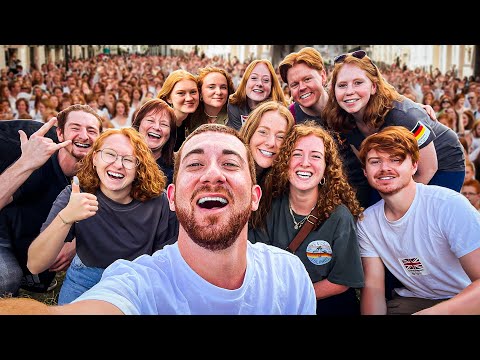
left=17, top=271, right=66, bottom=305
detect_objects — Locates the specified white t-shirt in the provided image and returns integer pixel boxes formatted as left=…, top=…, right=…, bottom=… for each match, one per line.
left=358, top=183, right=480, bottom=299
left=73, top=241, right=316, bottom=315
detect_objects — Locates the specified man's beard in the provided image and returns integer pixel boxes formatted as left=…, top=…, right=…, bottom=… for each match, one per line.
left=175, top=192, right=251, bottom=252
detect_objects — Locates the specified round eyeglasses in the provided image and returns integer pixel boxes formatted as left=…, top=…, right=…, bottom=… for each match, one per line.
left=96, top=148, right=139, bottom=169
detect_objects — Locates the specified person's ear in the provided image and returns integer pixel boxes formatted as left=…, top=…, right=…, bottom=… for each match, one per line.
left=56, top=126, right=64, bottom=142
left=166, top=183, right=176, bottom=211
left=251, top=184, right=262, bottom=211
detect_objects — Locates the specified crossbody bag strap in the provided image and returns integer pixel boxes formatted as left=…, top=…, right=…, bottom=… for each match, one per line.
left=286, top=205, right=320, bottom=253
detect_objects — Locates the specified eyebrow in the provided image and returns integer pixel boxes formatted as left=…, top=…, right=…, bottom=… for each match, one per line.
left=183, top=148, right=246, bottom=164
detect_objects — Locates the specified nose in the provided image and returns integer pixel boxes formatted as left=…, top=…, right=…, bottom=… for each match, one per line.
left=78, top=127, right=88, bottom=139
left=264, top=133, right=275, bottom=148
left=301, top=155, right=310, bottom=167
left=200, top=162, right=226, bottom=184
left=345, top=83, right=355, bottom=95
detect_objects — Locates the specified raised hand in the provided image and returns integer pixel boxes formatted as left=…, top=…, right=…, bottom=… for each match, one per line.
left=18, top=117, right=72, bottom=171
left=59, top=176, right=99, bottom=224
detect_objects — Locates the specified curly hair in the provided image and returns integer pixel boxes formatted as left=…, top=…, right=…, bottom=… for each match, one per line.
left=229, top=59, right=287, bottom=107
left=76, top=127, right=166, bottom=202
left=251, top=120, right=363, bottom=229
left=324, top=52, right=402, bottom=133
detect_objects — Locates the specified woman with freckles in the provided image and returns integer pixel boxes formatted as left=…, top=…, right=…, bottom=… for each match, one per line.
left=239, top=100, right=295, bottom=188
left=187, top=66, right=235, bottom=134
left=249, top=121, right=364, bottom=315
left=132, top=98, right=177, bottom=185
left=157, top=70, right=199, bottom=151
left=227, top=59, right=287, bottom=131
left=323, top=50, right=465, bottom=200
left=26, top=128, right=178, bottom=304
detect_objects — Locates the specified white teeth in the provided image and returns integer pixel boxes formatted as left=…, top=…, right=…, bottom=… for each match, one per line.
left=379, top=176, right=394, bottom=180
left=198, top=197, right=228, bottom=204
left=296, top=171, right=312, bottom=178
left=74, top=142, right=90, bottom=148
left=148, top=132, right=161, bottom=138
left=344, top=99, right=357, bottom=103
left=300, top=93, right=311, bottom=99
left=107, top=171, right=124, bottom=178
left=259, top=149, right=274, bottom=157
left=253, top=89, right=264, bottom=93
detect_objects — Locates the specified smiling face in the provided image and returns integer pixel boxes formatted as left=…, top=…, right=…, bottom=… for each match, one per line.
left=288, top=134, right=326, bottom=192
left=334, top=63, right=377, bottom=120
left=167, top=131, right=261, bottom=251
left=246, top=63, right=272, bottom=106
left=57, top=110, right=101, bottom=160
left=364, top=149, right=417, bottom=195
left=138, top=109, right=172, bottom=158
left=201, top=72, right=228, bottom=110
left=168, top=79, right=199, bottom=117
left=286, top=62, right=326, bottom=109
left=249, top=110, right=288, bottom=171
left=93, top=133, right=137, bottom=200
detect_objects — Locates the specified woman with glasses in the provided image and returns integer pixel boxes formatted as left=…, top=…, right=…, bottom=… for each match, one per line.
left=324, top=50, right=465, bottom=202
left=26, top=128, right=179, bottom=304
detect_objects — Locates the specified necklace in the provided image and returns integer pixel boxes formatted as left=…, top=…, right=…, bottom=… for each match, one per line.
left=289, top=203, right=315, bottom=230
left=204, top=110, right=218, bottom=118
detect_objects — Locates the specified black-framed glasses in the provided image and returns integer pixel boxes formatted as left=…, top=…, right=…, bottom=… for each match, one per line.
left=334, top=50, right=367, bottom=64
left=96, top=148, right=139, bottom=170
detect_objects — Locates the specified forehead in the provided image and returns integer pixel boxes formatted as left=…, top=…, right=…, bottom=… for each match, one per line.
left=251, top=63, right=270, bottom=75
left=258, top=110, right=287, bottom=131
left=203, top=72, right=227, bottom=84
left=142, top=109, right=171, bottom=121
left=295, top=134, right=325, bottom=150
left=181, top=132, right=247, bottom=160
left=101, top=133, right=132, bottom=149
left=337, top=63, right=368, bottom=80
left=173, top=79, right=197, bottom=91
left=66, top=111, right=100, bottom=130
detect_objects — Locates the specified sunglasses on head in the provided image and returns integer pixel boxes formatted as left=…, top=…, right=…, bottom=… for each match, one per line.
left=334, top=50, right=367, bottom=64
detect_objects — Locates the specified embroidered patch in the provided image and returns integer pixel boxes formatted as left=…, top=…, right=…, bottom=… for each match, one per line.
left=306, top=240, right=332, bottom=265
left=398, top=257, right=429, bottom=276
left=411, top=121, right=431, bottom=147
left=240, top=115, right=248, bottom=125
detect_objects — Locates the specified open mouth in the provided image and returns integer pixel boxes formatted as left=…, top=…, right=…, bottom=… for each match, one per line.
left=197, top=196, right=228, bottom=209
left=107, top=171, right=124, bottom=179
left=74, top=142, right=90, bottom=148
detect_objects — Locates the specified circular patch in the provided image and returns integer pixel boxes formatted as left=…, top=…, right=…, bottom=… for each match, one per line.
left=306, top=240, right=332, bottom=265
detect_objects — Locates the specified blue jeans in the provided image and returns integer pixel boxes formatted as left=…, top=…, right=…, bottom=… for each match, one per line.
left=0, top=245, right=23, bottom=296
left=58, top=254, right=104, bottom=305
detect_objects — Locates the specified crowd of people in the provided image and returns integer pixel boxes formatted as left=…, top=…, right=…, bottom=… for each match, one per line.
left=0, top=47, right=479, bottom=315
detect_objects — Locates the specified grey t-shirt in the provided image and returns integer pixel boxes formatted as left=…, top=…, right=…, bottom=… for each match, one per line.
left=40, top=186, right=179, bottom=268
left=346, top=98, right=465, bottom=171
left=248, top=192, right=364, bottom=288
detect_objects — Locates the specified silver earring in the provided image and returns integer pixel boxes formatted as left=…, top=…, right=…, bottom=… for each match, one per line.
left=320, top=177, right=326, bottom=185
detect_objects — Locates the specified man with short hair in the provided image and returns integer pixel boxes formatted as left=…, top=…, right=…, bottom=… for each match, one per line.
left=0, top=104, right=103, bottom=295
left=357, top=126, right=480, bottom=315
left=0, top=124, right=316, bottom=314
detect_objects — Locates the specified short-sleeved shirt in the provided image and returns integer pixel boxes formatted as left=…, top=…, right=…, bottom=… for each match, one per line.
left=248, top=193, right=364, bottom=288
left=345, top=99, right=465, bottom=171
left=357, top=183, right=480, bottom=299
left=40, top=187, right=179, bottom=269
left=73, top=241, right=316, bottom=315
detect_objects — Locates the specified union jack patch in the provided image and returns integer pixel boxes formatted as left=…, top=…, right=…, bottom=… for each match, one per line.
left=399, top=257, right=429, bottom=276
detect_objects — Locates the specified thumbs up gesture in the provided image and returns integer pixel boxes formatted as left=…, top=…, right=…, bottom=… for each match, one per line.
left=58, top=176, right=99, bottom=224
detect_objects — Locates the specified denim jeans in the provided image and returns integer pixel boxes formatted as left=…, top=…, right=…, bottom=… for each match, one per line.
left=58, top=254, right=104, bottom=305
left=0, top=245, right=23, bottom=296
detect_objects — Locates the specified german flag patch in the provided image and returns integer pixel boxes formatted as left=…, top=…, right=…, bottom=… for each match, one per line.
left=411, top=121, right=431, bottom=146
